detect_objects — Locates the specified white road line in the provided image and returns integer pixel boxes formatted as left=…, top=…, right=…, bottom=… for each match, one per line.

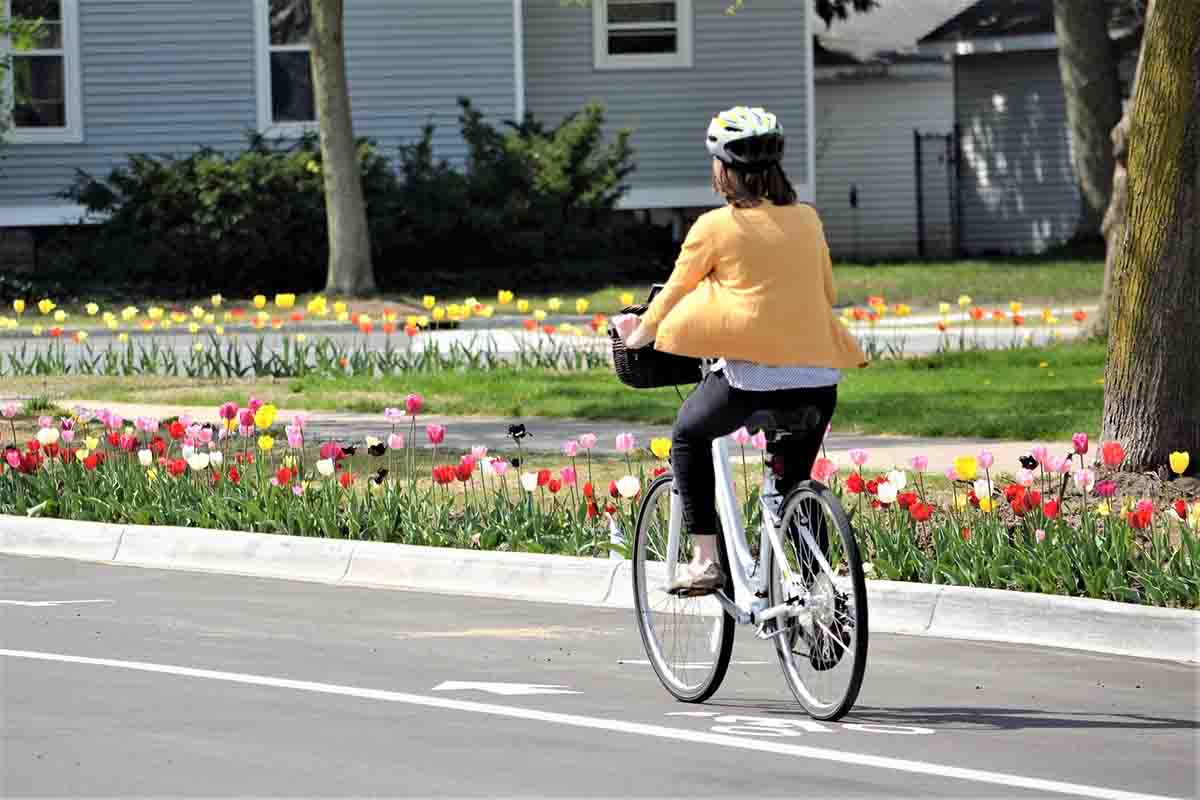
left=0, top=648, right=1182, bottom=800
left=617, top=659, right=770, bottom=666
left=0, top=600, right=111, bottom=607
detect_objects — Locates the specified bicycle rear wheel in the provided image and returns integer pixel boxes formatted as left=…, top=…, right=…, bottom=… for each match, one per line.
left=632, top=474, right=735, bottom=703
left=765, top=481, right=868, bottom=720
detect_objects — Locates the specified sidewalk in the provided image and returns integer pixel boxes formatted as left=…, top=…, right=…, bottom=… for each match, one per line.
left=55, top=399, right=1058, bottom=475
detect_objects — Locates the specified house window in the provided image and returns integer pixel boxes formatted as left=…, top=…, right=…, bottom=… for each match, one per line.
left=4, top=0, right=83, bottom=143
left=593, top=0, right=693, bottom=70
left=255, top=0, right=315, bottom=132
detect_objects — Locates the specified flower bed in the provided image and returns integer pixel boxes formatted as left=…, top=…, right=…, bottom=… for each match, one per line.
left=1, top=399, right=1196, bottom=609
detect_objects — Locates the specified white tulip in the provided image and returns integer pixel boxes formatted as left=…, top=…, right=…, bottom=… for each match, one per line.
left=137, top=449, right=153, bottom=468
left=35, top=427, right=60, bottom=447
left=616, top=475, right=641, bottom=499
left=1016, top=468, right=1035, bottom=487
left=187, top=453, right=210, bottom=471
left=209, top=451, right=223, bottom=466
left=316, top=458, right=335, bottom=477
left=886, top=469, right=907, bottom=490
left=518, top=472, right=538, bottom=492
left=877, top=480, right=898, bottom=505
left=181, top=444, right=195, bottom=459
left=973, top=478, right=994, bottom=500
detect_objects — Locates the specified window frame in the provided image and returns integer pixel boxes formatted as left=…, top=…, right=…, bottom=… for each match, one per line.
left=3, top=0, right=83, bottom=144
left=593, top=0, right=693, bottom=71
left=253, top=0, right=317, bottom=137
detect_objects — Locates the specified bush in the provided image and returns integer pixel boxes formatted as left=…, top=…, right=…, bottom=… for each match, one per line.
left=46, top=99, right=664, bottom=296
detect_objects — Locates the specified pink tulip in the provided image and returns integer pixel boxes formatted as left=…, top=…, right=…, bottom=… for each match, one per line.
left=59, top=417, right=74, bottom=431
left=471, top=445, right=488, bottom=461
left=1035, top=528, right=1047, bottom=543
left=561, top=466, right=577, bottom=486
left=978, top=450, right=994, bottom=470
left=1073, top=468, right=1095, bottom=492
left=405, top=393, right=424, bottom=415
left=218, top=402, right=239, bottom=421
left=460, top=454, right=476, bottom=471
left=811, top=458, right=838, bottom=482
left=1, top=403, right=17, bottom=418
left=387, top=432, right=404, bottom=450
left=239, top=409, right=255, bottom=428
left=944, top=465, right=958, bottom=481
left=74, top=407, right=94, bottom=424
left=196, top=428, right=213, bottom=445
left=908, top=455, right=928, bottom=473
left=490, top=459, right=510, bottom=476
left=286, top=426, right=304, bottom=449
left=239, top=424, right=255, bottom=438
left=292, top=413, right=308, bottom=431
left=1055, top=457, right=1072, bottom=475
left=384, top=407, right=405, bottom=424
left=38, top=415, right=52, bottom=429
left=179, top=414, right=193, bottom=428
left=563, top=440, right=579, bottom=458
left=1095, top=480, right=1117, bottom=498
left=5, top=450, right=21, bottom=468
left=1135, top=498, right=1154, bottom=515
left=248, top=397, right=264, bottom=413
left=579, top=433, right=598, bottom=450
left=426, top=424, right=446, bottom=445
left=615, top=432, right=636, bottom=452
left=750, top=430, right=768, bottom=451
left=61, top=429, right=75, bottom=444
left=1072, top=432, right=1089, bottom=455
left=119, top=434, right=138, bottom=452
left=292, top=484, right=305, bottom=497
left=731, top=427, right=751, bottom=446
left=134, top=416, right=157, bottom=433
left=848, top=448, right=869, bottom=467
left=1016, top=468, right=1036, bottom=487
left=1031, top=445, right=1049, bottom=466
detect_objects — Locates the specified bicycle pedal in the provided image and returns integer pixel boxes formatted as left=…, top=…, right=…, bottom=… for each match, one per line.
left=755, top=621, right=792, bottom=642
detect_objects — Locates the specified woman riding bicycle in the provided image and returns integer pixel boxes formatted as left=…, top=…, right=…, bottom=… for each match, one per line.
left=616, top=106, right=867, bottom=596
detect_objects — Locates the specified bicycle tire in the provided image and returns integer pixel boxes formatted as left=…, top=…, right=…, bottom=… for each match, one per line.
left=632, top=473, right=736, bottom=703
left=764, top=480, right=868, bottom=720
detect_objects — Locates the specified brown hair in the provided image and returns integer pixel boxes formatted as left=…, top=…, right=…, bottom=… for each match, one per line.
left=712, top=161, right=798, bottom=209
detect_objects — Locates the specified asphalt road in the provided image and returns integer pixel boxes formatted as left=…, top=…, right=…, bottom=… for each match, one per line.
left=2, top=555, right=1195, bottom=799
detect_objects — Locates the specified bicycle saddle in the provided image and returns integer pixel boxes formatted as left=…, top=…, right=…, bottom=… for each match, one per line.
left=743, top=406, right=822, bottom=440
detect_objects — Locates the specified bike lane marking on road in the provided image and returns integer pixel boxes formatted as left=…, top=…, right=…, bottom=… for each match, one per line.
left=0, top=648, right=1182, bottom=800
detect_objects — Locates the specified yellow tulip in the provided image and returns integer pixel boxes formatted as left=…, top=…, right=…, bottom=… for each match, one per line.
left=148, top=306, right=164, bottom=321
left=1010, top=301, right=1023, bottom=314
left=171, top=311, right=187, bottom=324
left=106, top=319, right=119, bottom=331
left=32, top=324, right=43, bottom=336
left=296, top=333, right=307, bottom=343
left=938, top=302, right=951, bottom=315
left=193, top=342, right=204, bottom=353
left=253, top=295, right=267, bottom=310
left=85, top=436, right=99, bottom=451
left=76, top=330, right=88, bottom=343
left=13, top=299, right=25, bottom=314
left=894, top=303, right=912, bottom=317
left=619, top=291, right=635, bottom=306
left=650, top=438, right=672, bottom=460
left=576, top=298, right=590, bottom=314
left=204, top=313, right=216, bottom=325
left=75, top=449, right=90, bottom=462
left=337, top=311, right=350, bottom=323
left=954, top=494, right=969, bottom=510
left=121, top=306, right=139, bottom=321
left=215, top=325, right=225, bottom=336
left=978, top=496, right=995, bottom=513
left=210, top=294, right=223, bottom=307
left=422, top=295, right=437, bottom=310
left=957, top=295, right=971, bottom=308
left=534, top=309, right=547, bottom=322
left=417, top=315, right=429, bottom=327
left=147, top=468, right=158, bottom=482
left=275, top=293, right=296, bottom=309
left=118, top=332, right=129, bottom=343
left=548, top=297, right=562, bottom=312
left=497, top=290, right=514, bottom=305
left=307, top=296, right=328, bottom=315
left=464, top=297, right=479, bottom=309
left=334, top=301, right=347, bottom=314
left=517, top=299, right=530, bottom=313
left=37, top=299, right=55, bottom=315
left=1096, top=501, right=1111, bottom=517
left=953, top=456, right=978, bottom=481
left=479, top=305, right=495, bottom=318
left=188, top=323, right=200, bottom=335
left=85, top=302, right=99, bottom=316
left=254, top=404, right=278, bottom=430
left=160, top=320, right=172, bottom=330
left=1169, top=451, right=1190, bottom=475
left=258, top=435, right=274, bottom=452
left=53, top=309, right=67, bottom=322
left=432, top=306, right=446, bottom=321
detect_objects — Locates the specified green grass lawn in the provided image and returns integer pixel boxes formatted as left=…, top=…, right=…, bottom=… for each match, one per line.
left=16, top=339, right=1107, bottom=441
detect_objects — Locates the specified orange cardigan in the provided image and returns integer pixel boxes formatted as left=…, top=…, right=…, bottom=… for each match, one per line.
left=639, top=203, right=868, bottom=369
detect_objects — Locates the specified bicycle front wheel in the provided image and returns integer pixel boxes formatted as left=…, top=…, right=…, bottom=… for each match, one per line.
left=766, top=481, right=868, bottom=720
left=632, top=474, right=735, bottom=703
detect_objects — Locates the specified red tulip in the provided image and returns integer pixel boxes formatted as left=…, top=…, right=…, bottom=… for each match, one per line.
left=168, top=459, right=187, bottom=477
left=583, top=482, right=594, bottom=499
left=150, top=436, right=167, bottom=457
left=276, top=467, right=293, bottom=485
left=547, top=478, right=562, bottom=494
left=1101, top=441, right=1125, bottom=468
left=846, top=473, right=864, bottom=494
left=961, top=526, right=972, bottom=541
left=107, top=432, right=121, bottom=448
left=522, top=319, right=537, bottom=331
left=1130, top=509, right=1153, bottom=530
left=586, top=501, right=599, bottom=519
left=1043, top=500, right=1059, bottom=519
left=537, top=469, right=551, bottom=488
left=169, top=421, right=186, bottom=440
left=455, top=462, right=473, bottom=483
left=1173, top=499, right=1187, bottom=520
left=653, top=466, right=668, bottom=478
left=339, top=471, right=354, bottom=489
left=1072, top=310, right=1087, bottom=323
left=228, top=466, right=241, bottom=484
left=84, top=453, right=100, bottom=471
left=608, top=480, right=619, bottom=498
left=909, top=503, right=933, bottom=522
left=1012, top=315, right=1025, bottom=327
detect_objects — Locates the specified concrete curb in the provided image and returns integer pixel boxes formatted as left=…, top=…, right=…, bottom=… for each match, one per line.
left=2, top=515, right=1196, bottom=663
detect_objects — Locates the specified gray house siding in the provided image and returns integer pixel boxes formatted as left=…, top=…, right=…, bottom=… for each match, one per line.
left=523, top=0, right=811, bottom=208
left=1, top=0, right=256, bottom=213
left=815, top=69, right=954, bottom=259
left=954, top=51, right=1079, bottom=255
left=1, top=0, right=515, bottom=222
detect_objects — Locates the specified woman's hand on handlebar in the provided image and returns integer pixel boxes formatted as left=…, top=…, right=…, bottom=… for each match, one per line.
left=613, top=314, right=652, bottom=350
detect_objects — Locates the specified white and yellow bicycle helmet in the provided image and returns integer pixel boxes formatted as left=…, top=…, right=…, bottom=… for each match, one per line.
left=706, top=106, right=785, bottom=171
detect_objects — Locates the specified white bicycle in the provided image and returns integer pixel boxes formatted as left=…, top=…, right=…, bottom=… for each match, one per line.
left=626, top=407, right=869, bottom=720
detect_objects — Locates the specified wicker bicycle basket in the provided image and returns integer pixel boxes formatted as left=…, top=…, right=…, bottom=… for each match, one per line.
left=610, top=304, right=703, bottom=389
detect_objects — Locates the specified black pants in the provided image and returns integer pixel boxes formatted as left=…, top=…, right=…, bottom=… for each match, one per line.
left=672, top=370, right=837, bottom=535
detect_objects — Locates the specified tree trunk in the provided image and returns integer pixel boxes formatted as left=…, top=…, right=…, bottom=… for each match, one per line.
left=310, top=0, right=376, bottom=295
left=1100, top=0, right=1200, bottom=473
left=1053, top=0, right=1124, bottom=238
left=1093, top=3, right=1154, bottom=339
